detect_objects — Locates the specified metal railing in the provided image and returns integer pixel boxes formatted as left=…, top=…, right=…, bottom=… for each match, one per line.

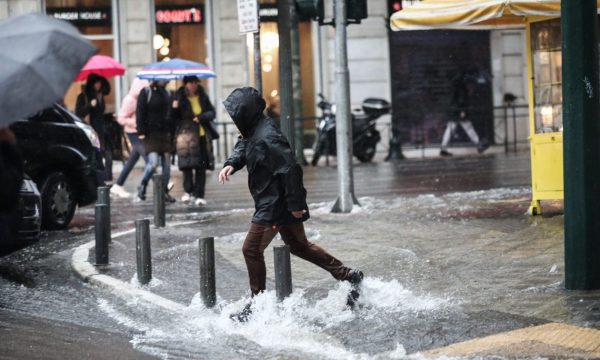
left=493, top=104, right=529, bottom=153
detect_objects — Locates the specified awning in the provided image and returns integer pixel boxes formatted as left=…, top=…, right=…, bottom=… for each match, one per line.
left=390, top=0, right=600, bottom=31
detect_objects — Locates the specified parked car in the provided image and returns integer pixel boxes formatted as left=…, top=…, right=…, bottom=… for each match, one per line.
left=0, top=176, right=42, bottom=255
left=10, top=104, right=103, bottom=230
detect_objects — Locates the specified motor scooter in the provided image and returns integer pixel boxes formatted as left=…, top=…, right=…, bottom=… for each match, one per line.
left=311, top=93, right=391, bottom=165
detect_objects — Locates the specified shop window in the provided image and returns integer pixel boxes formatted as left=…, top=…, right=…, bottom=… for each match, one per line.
left=531, top=19, right=562, bottom=134
left=154, top=0, right=206, bottom=64
left=46, top=0, right=115, bottom=113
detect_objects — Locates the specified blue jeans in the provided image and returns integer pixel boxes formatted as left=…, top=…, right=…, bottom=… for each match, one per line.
left=116, top=133, right=148, bottom=186
left=141, top=152, right=171, bottom=187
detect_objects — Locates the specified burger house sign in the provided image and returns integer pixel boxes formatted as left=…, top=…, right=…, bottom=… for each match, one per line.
left=156, top=5, right=204, bottom=25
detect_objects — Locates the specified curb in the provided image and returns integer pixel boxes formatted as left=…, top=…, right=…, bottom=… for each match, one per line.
left=71, top=222, right=200, bottom=313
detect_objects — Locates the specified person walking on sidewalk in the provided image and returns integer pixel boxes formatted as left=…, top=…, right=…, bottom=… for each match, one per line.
left=218, top=87, right=363, bottom=321
left=439, top=68, right=489, bottom=157
left=110, top=78, right=150, bottom=198
left=171, top=76, right=216, bottom=206
left=75, top=73, right=113, bottom=181
left=135, top=80, right=176, bottom=203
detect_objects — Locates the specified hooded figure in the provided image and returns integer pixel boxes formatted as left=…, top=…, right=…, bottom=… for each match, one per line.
left=219, top=87, right=363, bottom=320
left=222, top=87, right=307, bottom=225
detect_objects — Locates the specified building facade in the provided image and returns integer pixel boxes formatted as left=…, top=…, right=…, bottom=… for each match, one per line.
left=1, top=0, right=530, bottom=158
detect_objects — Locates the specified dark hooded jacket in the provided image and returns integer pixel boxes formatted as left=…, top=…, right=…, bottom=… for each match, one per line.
left=223, top=87, right=309, bottom=225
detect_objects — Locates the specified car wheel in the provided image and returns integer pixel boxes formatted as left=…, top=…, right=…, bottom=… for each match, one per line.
left=40, top=172, right=76, bottom=230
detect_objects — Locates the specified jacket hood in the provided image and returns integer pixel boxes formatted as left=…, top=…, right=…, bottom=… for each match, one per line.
left=223, top=87, right=265, bottom=137
left=129, top=78, right=149, bottom=99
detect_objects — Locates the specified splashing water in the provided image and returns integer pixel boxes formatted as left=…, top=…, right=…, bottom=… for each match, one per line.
left=99, top=277, right=452, bottom=360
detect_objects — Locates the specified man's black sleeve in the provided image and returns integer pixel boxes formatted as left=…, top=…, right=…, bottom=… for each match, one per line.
left=224, top=138, right=247, bottom=173
left=266, top=136, right=307, bottom=212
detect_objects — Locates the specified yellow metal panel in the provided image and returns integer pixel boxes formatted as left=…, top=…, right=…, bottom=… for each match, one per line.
left=531, top=133, right=563, bottom=193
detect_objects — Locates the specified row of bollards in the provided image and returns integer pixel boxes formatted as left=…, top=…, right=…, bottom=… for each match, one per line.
left=196, top=240, right=292, bottom=307
left=94, top=175, right=167, bottom=266
left=94, top=181, right=293, bottom=306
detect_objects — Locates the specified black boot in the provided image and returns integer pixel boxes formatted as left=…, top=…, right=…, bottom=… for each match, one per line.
left=230, top=303, right=253, bottom=322
left=137, top=182, right=147, bottom=201
left=346, top=269, right=364, bottom=309
left=164, top=186, right=176, bottom=203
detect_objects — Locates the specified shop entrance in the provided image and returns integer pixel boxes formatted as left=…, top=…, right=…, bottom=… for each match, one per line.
left=247, top=2, right=316, bottom=147
left=46, top=0, right=116, bottom=114
left=389, top=30, right=494, bottom=148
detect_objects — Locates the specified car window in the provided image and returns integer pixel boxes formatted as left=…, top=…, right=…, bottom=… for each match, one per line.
left=28, top=108, right=67, bottom=124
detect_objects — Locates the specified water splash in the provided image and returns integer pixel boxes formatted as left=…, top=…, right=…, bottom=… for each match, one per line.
left=99, top=277, right=451, bottom=359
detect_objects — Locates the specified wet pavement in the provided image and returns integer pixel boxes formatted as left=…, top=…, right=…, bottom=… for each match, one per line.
left=3, top=149, right=600, bottom=359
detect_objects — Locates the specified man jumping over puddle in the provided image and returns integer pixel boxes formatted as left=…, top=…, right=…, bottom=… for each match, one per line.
left=219, top=87, right=363, bottom=322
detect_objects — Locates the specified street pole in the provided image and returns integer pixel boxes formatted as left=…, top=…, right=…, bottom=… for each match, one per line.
left=253, top=5, right=262, bottom=95
left=561, top=0, right=600, bottom=290
left=331, top=0, right=358, bottom=213
left=290, top=0, right=306, bottom=164
left=278, top=0, right=295, bottom=150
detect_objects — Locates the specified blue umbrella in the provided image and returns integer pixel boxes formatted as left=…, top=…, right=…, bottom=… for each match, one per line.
left=137, top=58, right=216, bottom=80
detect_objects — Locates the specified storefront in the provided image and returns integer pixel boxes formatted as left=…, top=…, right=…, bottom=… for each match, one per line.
left=388, top=29, right=494, bottom=146
left=46, top=0, right=119, bottom=113
left=246, top=2, right=316, bottom=135
left=153, top=2, right=206, bottom=65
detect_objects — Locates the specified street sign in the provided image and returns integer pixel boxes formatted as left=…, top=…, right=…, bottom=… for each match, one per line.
left=237, top=0, right=259, bottom=33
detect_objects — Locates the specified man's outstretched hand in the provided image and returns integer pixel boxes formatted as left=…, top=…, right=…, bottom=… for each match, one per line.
left=219, top=165, right=235, bottom=184
left=291, top=209, right=307, bottom=219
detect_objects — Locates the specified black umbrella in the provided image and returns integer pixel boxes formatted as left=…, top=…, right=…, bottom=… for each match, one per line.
left=0, top=13, right=96, bottom=127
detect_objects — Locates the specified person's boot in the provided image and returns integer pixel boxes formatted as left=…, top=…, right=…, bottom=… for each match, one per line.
left=164, top=187, right=176, bottom=203
left=230, top=302, right=253, bottom=322
left=440, top=149, right=453, bottom=157
left=346, top=269, right=364, bottom=309
left=137, top=182, right=147, bottom=201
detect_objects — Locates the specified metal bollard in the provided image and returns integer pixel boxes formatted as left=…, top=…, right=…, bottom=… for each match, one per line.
left=274, top=245, right=292, bottom=301
left=152, top=174, right=165, bottom=228
left=97, top=186, right=111, bottom=241
left=95, top=204, right=109, bottom=265
left=198, top=237, right=216, bottom=308
left=135, top=219, right=152, bottom=285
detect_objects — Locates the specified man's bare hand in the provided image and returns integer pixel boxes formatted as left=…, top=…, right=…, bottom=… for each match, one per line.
left=219, top=165, right=234, bottom=184
left=291, top=209, right=307, bottom=218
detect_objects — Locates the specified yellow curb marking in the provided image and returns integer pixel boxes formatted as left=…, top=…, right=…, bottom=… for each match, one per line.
left=422, top=323, right=600, bottom=358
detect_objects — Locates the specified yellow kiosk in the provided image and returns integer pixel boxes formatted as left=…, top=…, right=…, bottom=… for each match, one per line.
left=391, top=0, right=600, bottom=215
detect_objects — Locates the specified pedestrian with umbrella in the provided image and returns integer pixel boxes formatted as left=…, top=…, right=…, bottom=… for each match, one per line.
left=171, top=75, right=216, bottom=206
left=75, top=73, right=113, bottom=182
left=135, top=80, right=176, bottom=203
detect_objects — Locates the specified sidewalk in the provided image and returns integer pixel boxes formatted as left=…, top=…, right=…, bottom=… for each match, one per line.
left=73, top=151, right=600, bottom=359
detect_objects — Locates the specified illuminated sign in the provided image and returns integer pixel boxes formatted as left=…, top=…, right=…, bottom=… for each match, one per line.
left=47, top=7, right=111, bottom=26
left=155, top=5, right=204, bottom=25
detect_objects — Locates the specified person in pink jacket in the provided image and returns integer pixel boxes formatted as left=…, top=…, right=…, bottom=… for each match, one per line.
left=110, top=78, right=150, bottom=198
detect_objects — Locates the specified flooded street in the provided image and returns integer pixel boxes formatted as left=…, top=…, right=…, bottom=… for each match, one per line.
left=2, top=153, right=599, bottom=359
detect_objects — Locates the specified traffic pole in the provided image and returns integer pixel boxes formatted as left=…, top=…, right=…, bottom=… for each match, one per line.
left=561, top=0, right=600, bottom=290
